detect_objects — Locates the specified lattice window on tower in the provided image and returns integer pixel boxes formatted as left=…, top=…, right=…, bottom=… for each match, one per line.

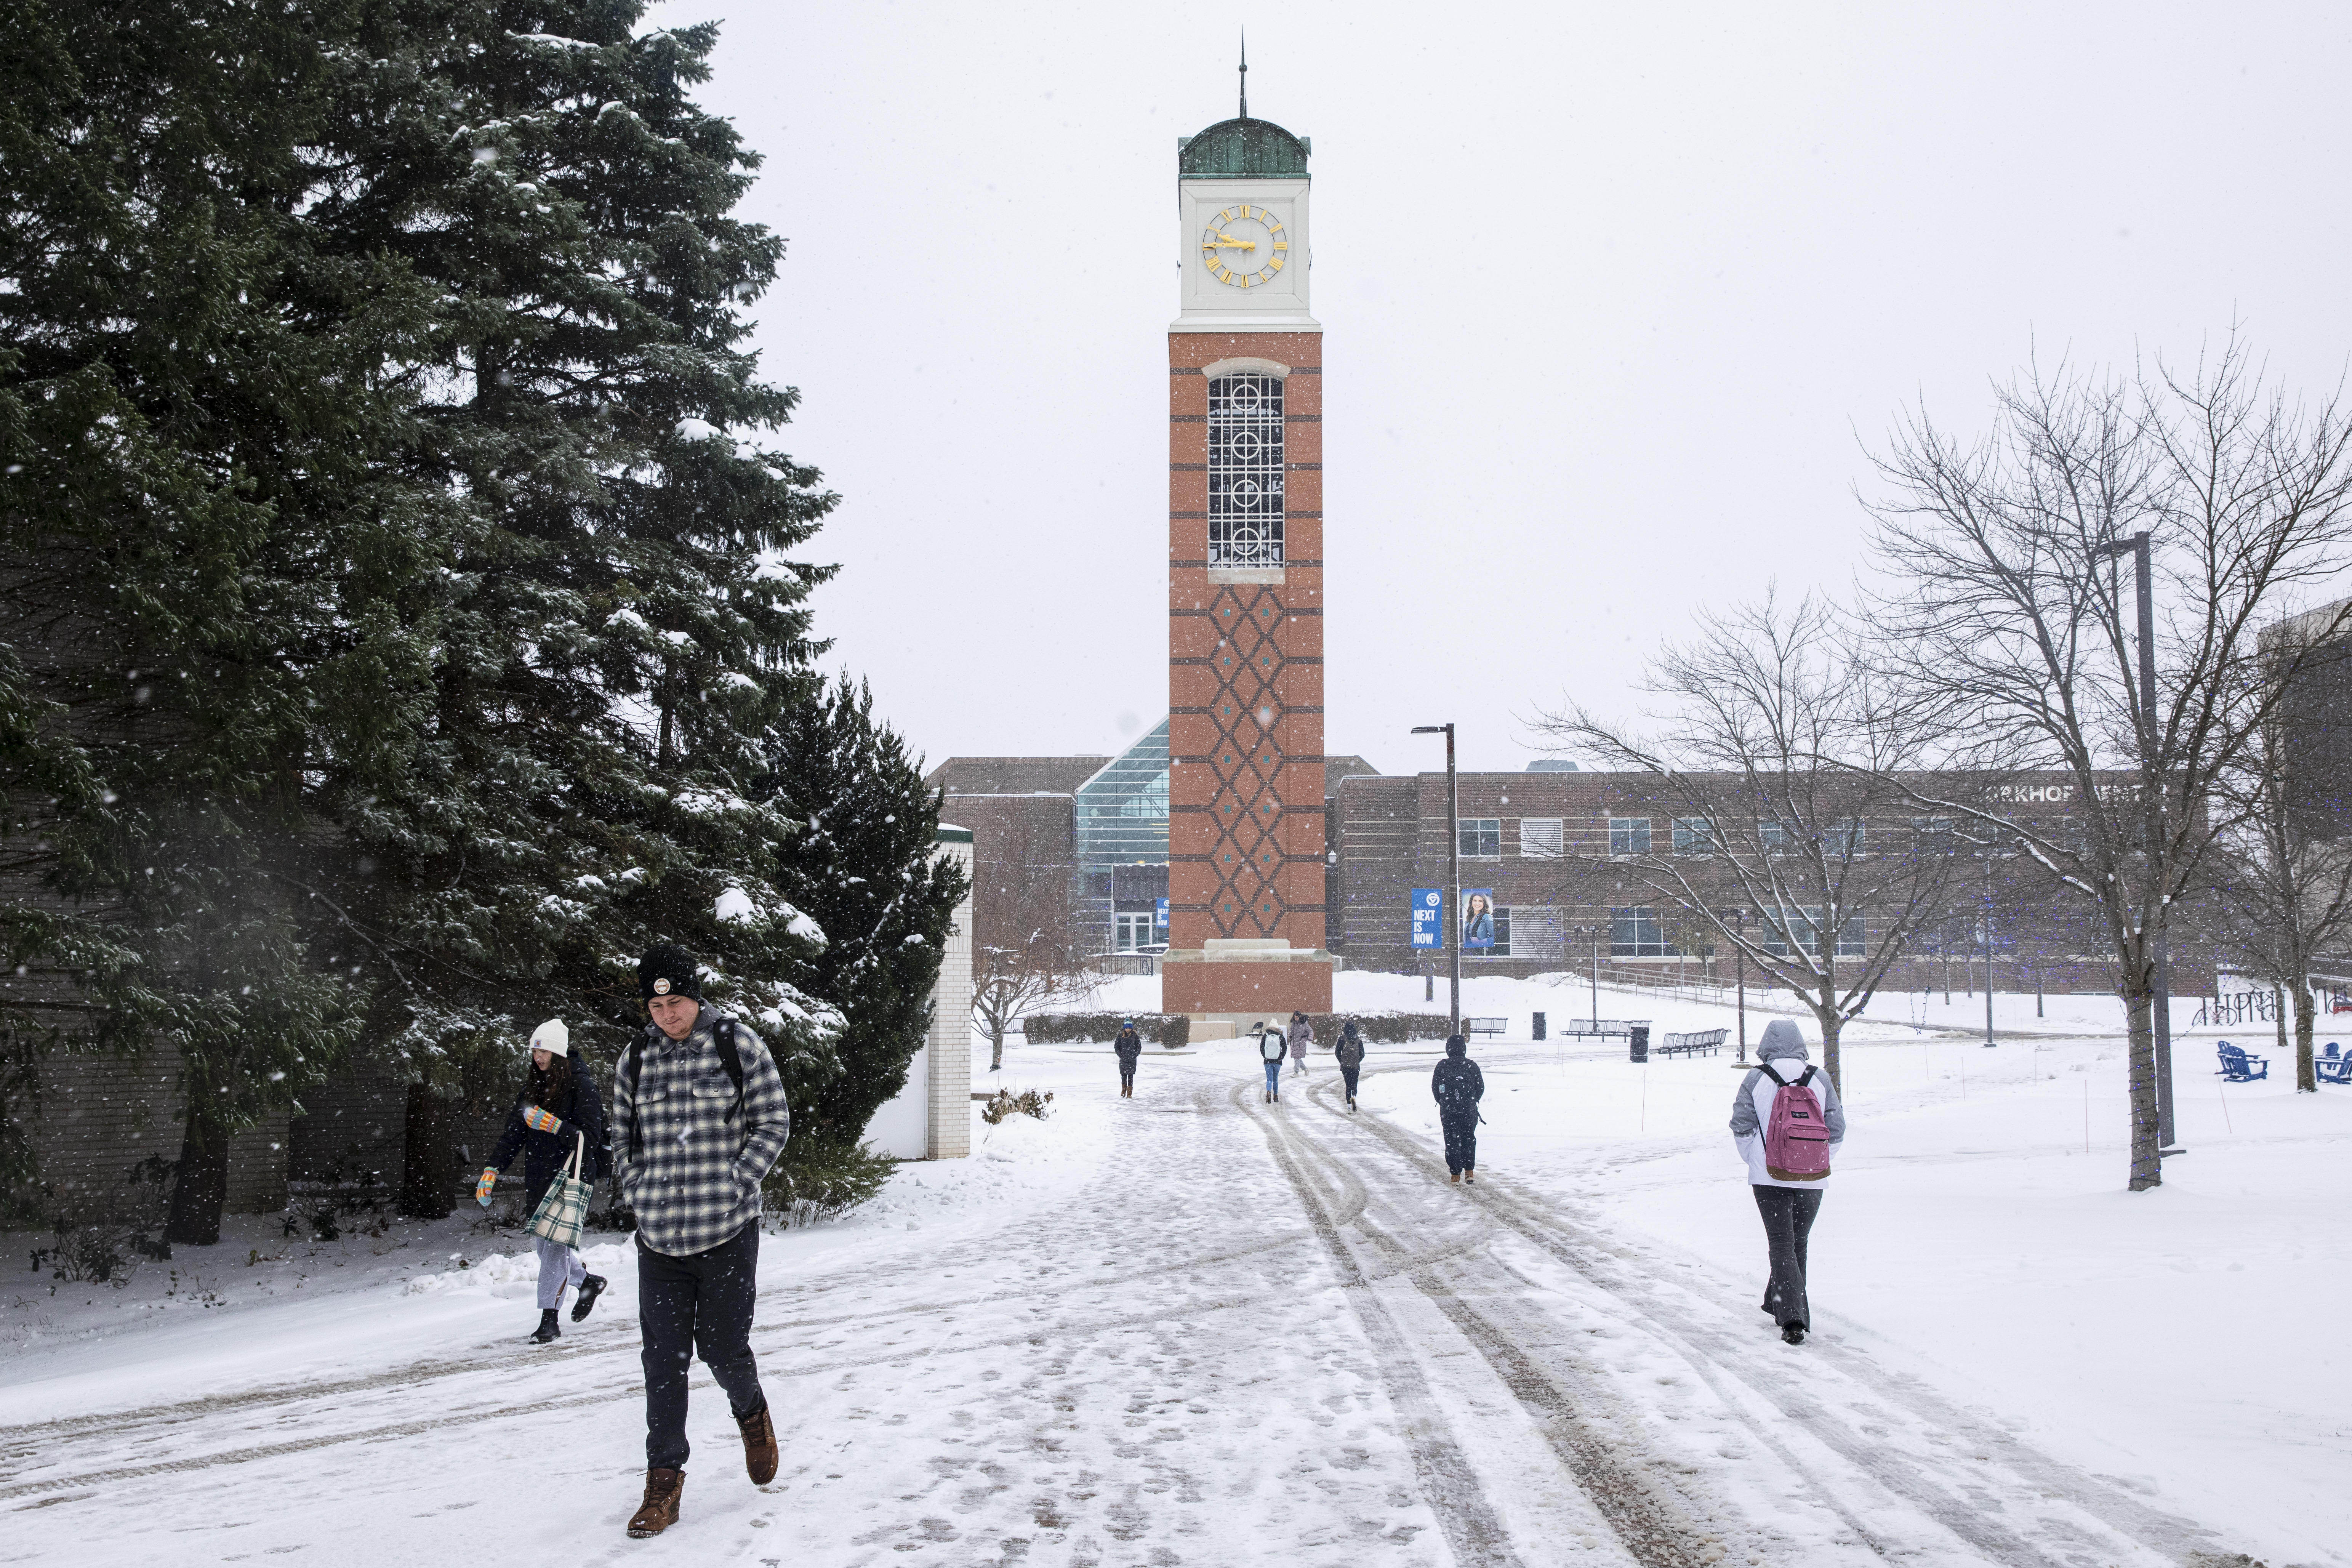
left=1208, top=373, right=1284, bottom=568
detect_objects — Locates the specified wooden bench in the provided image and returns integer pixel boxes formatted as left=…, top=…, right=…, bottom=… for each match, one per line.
left=1557, top=1019, right=1650, bottom=1039
left=2215, top=1042, right=2269, bottom=1082
left=1464, top=1016, right=1508, bottom=1039
left=1659, top=1028, right=1728, bottom=1058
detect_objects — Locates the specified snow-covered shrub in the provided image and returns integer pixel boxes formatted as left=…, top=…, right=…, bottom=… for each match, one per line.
left=979, top=1087, right=1053, bottom=1124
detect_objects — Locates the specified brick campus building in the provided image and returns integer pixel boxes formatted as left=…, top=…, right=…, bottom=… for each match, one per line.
left=934, top=749, right=2219, bottom=1010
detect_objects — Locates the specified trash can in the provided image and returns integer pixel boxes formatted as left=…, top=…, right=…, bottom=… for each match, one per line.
left=1532, top=1011, right=1547, bottom=1041
left=1629, top=1024, right=1649, bottom=1063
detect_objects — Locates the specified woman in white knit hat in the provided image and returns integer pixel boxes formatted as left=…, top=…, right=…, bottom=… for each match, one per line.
left=479, top=1019, right=611, bottom=1343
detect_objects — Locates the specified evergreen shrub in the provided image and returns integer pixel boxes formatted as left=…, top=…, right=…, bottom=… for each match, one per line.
left=1021, top=1012, right=1190, bottom=1046
left=762, top=1142, right=895, bottom=1229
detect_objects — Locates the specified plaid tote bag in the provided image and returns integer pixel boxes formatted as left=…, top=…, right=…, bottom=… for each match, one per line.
left=526, top=1132, right=591, bottom=1250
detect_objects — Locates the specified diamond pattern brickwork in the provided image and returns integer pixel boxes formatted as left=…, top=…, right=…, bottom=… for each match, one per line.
left=1193, top=583, right=1316, bottom=940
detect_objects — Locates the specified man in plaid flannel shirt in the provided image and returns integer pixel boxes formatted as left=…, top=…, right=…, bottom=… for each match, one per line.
left=613, top=943, right=791, bottom=1539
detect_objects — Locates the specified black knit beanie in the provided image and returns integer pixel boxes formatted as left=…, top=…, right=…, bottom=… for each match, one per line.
left=637, top=943, right=703, bottom=1002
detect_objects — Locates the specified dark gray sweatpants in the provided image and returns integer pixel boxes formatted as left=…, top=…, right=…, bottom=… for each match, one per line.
left=638, top=1221, right=765, bottom=1470
left=1752, top=1185, right=1824, bottom=1329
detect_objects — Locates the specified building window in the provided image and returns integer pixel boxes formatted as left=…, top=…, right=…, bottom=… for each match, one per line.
left=1826, top=817, right=1866, bottom=855
left=1519, top=818, right=1564, bottom=858
left=1672, top=817, right=1715, bottom=856
left=1761, top=906, right=1865, bottom=958
left=1911, top=816, right=1955, bottom=849
left=1610, top=907, right=1678, bottom=957
left=1609, top=817, right=1651, bottom=855
left=1114, top=911, right=1157, bottom=951
left=1208, top=373, right=1284, bottom=568
left=1459, top=818, right=1501, bottom=858
left=1489, top=906, right=1512, bottom=957
left=1762, top=819, right=1793, bottom=854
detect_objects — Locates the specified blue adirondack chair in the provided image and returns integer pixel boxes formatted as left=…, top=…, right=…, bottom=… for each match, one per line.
left=2317, top=1043, right=2351, bottom=1086
left=2216, top=1041, right=2269, bottom=1082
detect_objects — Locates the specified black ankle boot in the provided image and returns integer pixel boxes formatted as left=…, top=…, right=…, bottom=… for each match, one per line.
left=571, top=1273, right=607, bottom=1323
left=530, top=1308, right=561, bottom=1344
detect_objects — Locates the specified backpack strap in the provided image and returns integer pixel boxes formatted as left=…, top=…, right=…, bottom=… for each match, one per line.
left=1794, top=1065, right=1817, bottom=1089
left=623, top=1026, right=653, bottom=1161
left=713, top=1015, right=746, bottom=1121
left=1758, top=1061, right=1788, bottom=1088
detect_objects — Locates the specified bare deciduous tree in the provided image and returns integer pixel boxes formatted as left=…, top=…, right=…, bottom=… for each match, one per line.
left=1540, top=592, right=1965, bottom=1091
left=1863, top=341, right=2352, bottom=1188
left=965, top=807, right=1087, bottom=1073
left=2205, top=602, right=2352, bottom=1091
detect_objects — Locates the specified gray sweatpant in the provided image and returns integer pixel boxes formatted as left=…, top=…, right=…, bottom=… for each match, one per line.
left=535, top=1234, right=586, bottom=1310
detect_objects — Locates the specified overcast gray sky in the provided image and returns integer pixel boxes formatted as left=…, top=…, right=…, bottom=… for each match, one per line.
left=644, top=0, right=2352, bottom=776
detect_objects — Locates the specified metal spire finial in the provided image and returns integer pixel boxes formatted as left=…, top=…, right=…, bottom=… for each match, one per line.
left=1238, top=31, right=1248, bottom=119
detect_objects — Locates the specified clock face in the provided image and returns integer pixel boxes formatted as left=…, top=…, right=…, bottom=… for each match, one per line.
left=1199, top=203, right=1289, bottom=288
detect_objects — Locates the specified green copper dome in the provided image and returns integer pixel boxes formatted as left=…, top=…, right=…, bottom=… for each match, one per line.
left=1178, top=118, right=1310, bottom=180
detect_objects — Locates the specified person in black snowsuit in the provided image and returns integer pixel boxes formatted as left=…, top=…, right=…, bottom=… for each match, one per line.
left=1430, top=1033, right=1484, bottom=1183
left=1113, top=1021, right=1143, bottom=1097
left=1334, top=1020, right=1366, bottom=1112
left=480, top=1018, right=611, bottom=1342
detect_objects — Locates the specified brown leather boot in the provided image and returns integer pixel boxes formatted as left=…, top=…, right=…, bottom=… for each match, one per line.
left=738, top=1402, right=778, bottom=1485
left=627, top=1469, right=683, bottom=1538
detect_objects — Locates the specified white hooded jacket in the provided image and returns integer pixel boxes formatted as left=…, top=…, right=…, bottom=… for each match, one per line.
left=1729, top=1020, right=1847, bottom=1188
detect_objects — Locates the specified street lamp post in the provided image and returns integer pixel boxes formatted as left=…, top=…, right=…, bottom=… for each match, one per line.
left=1978, top=836, right=1997, bottom=1048
left=2097, top=533, right=2178, bottom=1152
left=1411, top=724, right=1461, bottom=1035
left=1589, top=921, right=1601, bottom=1029
left=1728, top=908, right=1749, bottom=1063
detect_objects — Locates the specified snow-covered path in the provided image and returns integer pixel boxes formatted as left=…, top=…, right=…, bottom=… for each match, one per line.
left=0, top=1048, right=2265, bottom=1566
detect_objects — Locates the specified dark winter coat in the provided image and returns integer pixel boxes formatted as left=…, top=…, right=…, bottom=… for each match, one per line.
left=1334, top=1025, right=1366, bottom=1070
left=1113, top=1028, right=1143, bottom=1066
left=488, top=1061, right=610, bottom=1213
left=1431, top=1036, right=1484, bottom=1119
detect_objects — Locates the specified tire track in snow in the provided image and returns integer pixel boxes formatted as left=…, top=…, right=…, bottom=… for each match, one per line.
left=1335, top=1059, right=2226, bottom=1568
left=1231, top=1070, right=1528, bottom=1568
left=1259, top=1066, right=1724, bottom=1568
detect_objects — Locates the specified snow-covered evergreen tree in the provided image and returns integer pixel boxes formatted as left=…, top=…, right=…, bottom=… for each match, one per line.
left=289, top=4, right=844, bottom=1206
left=763, top=678, right=967, bottom=1182
left=0, top=0, right=446, bottom=1238
left=3, top=3, right=847, bottom=1228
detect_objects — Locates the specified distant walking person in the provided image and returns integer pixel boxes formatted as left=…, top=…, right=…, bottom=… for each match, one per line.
left=1258, top=1022, right=1288, bottom=1103
left=1730, top=1019, right=1846, bottom=1345
left=1431, top=1034, right=1485, bottom=1182
left=1334, top=1020, right=1366, bottom=1112
left=1287, top=1011, right=1314, bottom=1078
left=480, top=1019, right=611, bottom=1343
left=1113, top=1020, right=1143, bottom=1097
left=614, top=945, right=793, bottom=1538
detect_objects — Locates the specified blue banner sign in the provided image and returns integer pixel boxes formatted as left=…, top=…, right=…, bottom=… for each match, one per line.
left=1463, top=889, right=1496, bottom=950
left=1410, top=889, right=1443, bottom=949
left=1155, top=897, right=1169, bottom=931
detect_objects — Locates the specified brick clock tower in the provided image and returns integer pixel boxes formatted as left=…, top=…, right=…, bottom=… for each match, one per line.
left=1162, top=91, right=1337, bottom=1032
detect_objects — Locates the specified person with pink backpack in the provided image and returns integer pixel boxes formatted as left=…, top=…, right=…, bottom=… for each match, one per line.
left=1729, top=1019, right=1846, bottom=1344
